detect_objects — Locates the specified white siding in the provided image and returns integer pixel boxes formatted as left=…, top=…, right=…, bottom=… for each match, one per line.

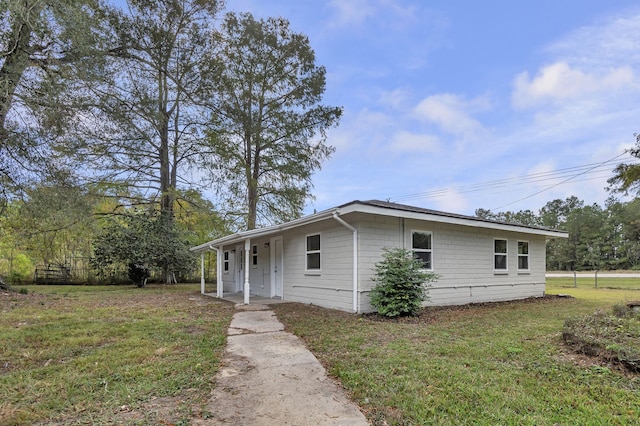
left=282, top=220, right=355, bottom=312
left=217, top=212, right=550, bottom=314
left=345, top=213, right=548, bottom=312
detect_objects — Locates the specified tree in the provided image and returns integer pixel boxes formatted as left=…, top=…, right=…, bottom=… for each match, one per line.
left=70, top=0, right=221, bottom=219
left=369, top=248, right=438, bottom=317
left=16, top=178, right=95, bottom=266
left=0, top=0, right=109, bottom=200
left=608, top=134, right=640, bottom=196
left=92, top=208, right=196, bottom=286
left=475, top=208, right=539, bottom=226
left=207, top=12, right=342, bottom=230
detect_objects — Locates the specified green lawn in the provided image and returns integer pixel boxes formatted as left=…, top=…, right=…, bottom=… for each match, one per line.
left=273, top=277, right=640, bottom=425
left=3, top=279, right=639, bottom=425
left=0, top=284, right=233, bottom=425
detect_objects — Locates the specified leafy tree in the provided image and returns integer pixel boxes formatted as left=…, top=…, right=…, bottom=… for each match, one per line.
left=0, top=203, right=34, bottom=282
left=92, top=208, right=196, bottom=285
left=16, top=179, right=95, bottom=266
left=370, top=248, right=438, bottom=317
left=207, top=12, right=342, bottom=230
left=475, top=208, right=539, bottom=226
left=608, top=134, right=640, bottom=196
left=617, top=199, right=640, bottom=269
left=0, top=0, right=109, bottom=200
left=70, top=0, right=221, bottom=218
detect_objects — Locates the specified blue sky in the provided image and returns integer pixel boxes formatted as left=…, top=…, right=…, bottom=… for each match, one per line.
left=224, top=0, right=640, bottom=215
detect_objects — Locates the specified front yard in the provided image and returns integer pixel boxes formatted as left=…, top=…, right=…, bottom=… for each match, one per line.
left=0, top=284, right=234, bottom=425
left=2, top=278, right=639, bottom=425
left=274, top=278, right=640, bottom=425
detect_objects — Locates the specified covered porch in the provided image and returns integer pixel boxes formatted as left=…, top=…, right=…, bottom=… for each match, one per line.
left=202, top=292, right=290, bottom=306
left=191, top=208, right=343, bottom=307
left=192, top=227, right=286, bottom=306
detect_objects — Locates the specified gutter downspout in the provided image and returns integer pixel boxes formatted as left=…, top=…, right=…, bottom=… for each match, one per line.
left=333, top=212, right=358, bottom=313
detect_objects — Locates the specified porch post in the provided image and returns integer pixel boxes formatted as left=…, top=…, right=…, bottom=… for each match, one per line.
left=243, top=239, right=251, bottom=304
left=216, top=247, right=223, bottom=298
left=200, top=252, right=205, bottom=294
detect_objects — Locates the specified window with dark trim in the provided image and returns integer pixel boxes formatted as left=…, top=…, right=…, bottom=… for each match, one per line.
left=518, top=241, right=529, bottom=271
left=252, top=244, right=258, bottom=266
left=494, top=239, right=508, bottom=271
left=223, top=251, right=230, bottom=272
left=412, top=230, right=432, bottom=269
left=306, top=234, right=321, bottom=271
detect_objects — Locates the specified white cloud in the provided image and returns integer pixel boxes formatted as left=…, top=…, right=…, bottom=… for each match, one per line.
left=512, top=62, right=635, bottom=109
left=389, top=131, right=440, bottom=153
left=325, top=0, right=377, bottom=29
left=326, top=108, right=392, bottom=151
left=378, top=88, right=411, bottom=110
left=431, top=189, right=470, bottom=213
left=413, top=93, right=488, bottom=139
left=546, top=11, right=640, bottom=69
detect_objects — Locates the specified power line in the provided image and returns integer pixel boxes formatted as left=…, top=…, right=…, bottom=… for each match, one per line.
left=491, top=152, right=629, bottom=211
left=387, top=154, right=636, bottom=208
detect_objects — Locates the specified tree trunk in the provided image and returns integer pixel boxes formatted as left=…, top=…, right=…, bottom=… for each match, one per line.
left=247, top=179, right=258, bottom=230
left=158, top=67, right=173, bottom=283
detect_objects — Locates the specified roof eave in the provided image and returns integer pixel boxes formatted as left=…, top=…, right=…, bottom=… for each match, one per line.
left=338, top=201, right=568, bottom=238
left=190, top=209, right=339, bottom=253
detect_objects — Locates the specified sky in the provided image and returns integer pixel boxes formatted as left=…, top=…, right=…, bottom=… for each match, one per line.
left=220, top=0, right=640, bottom=216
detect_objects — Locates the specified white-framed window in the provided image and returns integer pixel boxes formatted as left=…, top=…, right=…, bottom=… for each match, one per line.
left=252, top=244, right=258, bottom=266
left=494, top=239, right=508, bottom=271
left=223, top=251, right=230, bottom=272
left=518, top=241, right=529, bottom=271
left=306, top=233, right=321, bottom=271
left=412, top=230, right=433, bottom=270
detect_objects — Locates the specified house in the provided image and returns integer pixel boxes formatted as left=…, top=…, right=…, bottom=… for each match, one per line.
left=191, top=200, right=568, bottom=313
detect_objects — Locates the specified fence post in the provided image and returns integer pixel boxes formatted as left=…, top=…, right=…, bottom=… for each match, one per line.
left=573, top=270, right=577, bottom=288
left=594, top=270, right=598, bottom=288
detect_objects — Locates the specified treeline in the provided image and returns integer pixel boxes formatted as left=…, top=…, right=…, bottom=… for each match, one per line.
left=1, top=0, right=341, bottom=285
left=477, top=196, right=640, bottom=271
left=0, top=185, right=228, bottom=284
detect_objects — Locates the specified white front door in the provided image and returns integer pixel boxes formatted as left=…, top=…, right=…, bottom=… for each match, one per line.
left=271, top=237, right=284, bottom=299
left=235, top=244, right=244, bottom=292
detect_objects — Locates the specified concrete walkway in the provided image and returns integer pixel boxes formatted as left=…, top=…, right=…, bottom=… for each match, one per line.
left=198, top=304, right=369, bottom=425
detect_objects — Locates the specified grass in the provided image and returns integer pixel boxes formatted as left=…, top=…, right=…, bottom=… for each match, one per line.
left=4, top=278, right=640, bottom=424
left=546, top=274, right=640, bottom=291
left=273, top=277, right=640, bottom=425
left=0, top=284, right=233, bottom=425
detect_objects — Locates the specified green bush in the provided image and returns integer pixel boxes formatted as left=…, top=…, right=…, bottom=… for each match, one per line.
left=8, top=253, right=34, bottom=283
left=369, top=248, right=439, bottom=317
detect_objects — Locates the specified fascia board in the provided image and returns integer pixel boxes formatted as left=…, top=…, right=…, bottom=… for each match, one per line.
left=190, top=210, right=338, bottom=252
left=340, top=203, right=568, bottom=239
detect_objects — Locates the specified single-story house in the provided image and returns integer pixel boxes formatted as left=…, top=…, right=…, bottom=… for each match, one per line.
left=191, top=200, right=568, bottom=313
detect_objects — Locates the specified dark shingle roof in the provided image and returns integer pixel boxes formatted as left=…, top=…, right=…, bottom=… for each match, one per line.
left=338, top=199, right=562, bottom=233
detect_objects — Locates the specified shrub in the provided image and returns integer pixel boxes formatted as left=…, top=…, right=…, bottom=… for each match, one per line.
left=369, top=248, right=439, bottom=317
left=563, top=306, right=640, bottom=372
left=6, top=253, right=34, bottom=284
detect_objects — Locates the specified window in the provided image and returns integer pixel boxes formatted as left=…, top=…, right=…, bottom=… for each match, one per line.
left=252, top=245, right=258, bottom=266
left=518, top=241, right=529, bottom=271
left=412, top=230, right=432, bottom=269
left=306, top=234, right=321, bottom=271
left=494, top=239, right=508, bottom=271
left=223, top=251, right=230, bottom=272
